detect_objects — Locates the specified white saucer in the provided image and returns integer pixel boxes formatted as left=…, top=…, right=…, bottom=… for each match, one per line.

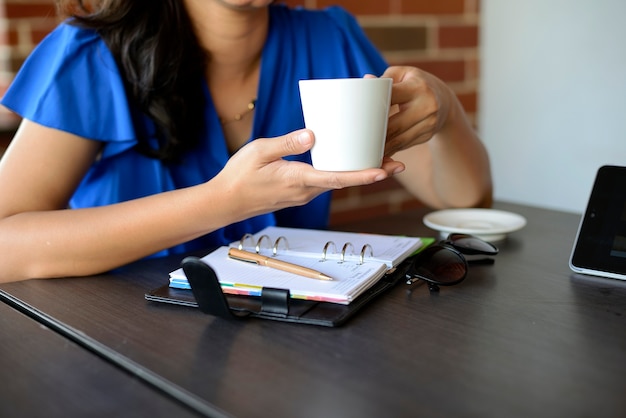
left=423, top=208, right=527, bottom=242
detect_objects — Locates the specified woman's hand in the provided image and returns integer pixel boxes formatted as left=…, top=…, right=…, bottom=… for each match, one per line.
left=368, top=67, right=454, bottom=157
left=213, top=129, right=405, bottom=219
left=365, top=67, right=492, bottom=209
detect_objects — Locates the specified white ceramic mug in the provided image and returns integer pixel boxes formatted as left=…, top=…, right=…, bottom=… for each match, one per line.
left=298, top=77, right=392, bottom=171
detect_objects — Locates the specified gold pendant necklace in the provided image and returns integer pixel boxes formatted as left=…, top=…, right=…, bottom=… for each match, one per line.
left=219, top=99, right=257, bottom=125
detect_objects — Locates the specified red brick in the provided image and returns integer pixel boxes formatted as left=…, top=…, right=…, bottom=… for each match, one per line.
left=7, top=29, right=19, bottom=46
left=438, top=25, right=478, bottom=48
left=401, top=0, right=465, bottom=15
left=456, top=91, right=477, bottom=113
left=409, top=59, right=466, bottom=82
left=329, top=203, right=392, bottom=226
left=364, top=26, right=427, bottom=52
left=32, top=23, right=58, bottom=43
left=5, top=3, right=56, bottom=19
left=357, top=178, right=403, bottom=196
left=400, top=199, right=426, bottom=211
left=318, top=0, right=391, bottom=15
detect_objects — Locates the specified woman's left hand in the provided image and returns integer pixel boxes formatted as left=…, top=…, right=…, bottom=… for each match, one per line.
left=370, top=66, right=454, bottom=157
left=366, top=66, right=492, bottom=209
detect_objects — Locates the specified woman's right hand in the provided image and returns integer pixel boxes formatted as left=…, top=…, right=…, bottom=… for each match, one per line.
left=212, top=129, right=405, bottom=220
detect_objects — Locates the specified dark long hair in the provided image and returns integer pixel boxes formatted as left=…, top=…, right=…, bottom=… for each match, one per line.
left=56, top=0, right=206, bottom=162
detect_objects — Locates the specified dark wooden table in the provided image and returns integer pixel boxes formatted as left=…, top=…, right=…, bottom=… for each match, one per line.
left=0, top=300, right=199, bottom=417
left=1, top=202, right=626, bottom=418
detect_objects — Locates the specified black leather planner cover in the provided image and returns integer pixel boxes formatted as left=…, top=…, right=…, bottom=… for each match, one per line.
left=145, top=255, right=414, bottom=327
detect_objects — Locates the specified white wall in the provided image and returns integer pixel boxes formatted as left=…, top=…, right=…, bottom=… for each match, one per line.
left=480, top=0, right=626, bottom=214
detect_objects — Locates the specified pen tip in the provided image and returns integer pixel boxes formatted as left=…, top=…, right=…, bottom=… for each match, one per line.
left=321, top=274, right=334, bottom=281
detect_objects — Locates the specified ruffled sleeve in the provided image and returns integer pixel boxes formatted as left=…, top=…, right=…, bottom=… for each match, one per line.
left=1, top=22, right=138, bottom=156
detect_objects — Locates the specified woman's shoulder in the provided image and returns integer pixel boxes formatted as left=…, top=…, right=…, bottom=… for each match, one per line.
left=25, top=21, right=118, bottom=76
left=7, top=20, right=121, bottom=95
left=1, top=21, right=135, bottom=142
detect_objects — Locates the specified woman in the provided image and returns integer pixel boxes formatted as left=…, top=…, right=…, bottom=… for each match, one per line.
left=0, top=0, right=492, bottom=282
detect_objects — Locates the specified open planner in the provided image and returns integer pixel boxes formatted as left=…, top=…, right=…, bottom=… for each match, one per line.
left=168, top=226, right=424, bottom=305
left=146, top=226, right=430, bottom=326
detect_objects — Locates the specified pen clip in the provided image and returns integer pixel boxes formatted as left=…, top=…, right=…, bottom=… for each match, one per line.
left=228, top=247, right=265, bottom=265
left=228, top=253, right=259, bottom=264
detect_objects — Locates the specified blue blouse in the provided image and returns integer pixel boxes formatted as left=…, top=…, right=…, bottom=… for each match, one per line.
left=1, top=5, right=387, bottom=257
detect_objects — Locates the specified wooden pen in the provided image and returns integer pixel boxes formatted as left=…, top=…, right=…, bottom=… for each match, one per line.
left=228, top=248, right=334, bottom=281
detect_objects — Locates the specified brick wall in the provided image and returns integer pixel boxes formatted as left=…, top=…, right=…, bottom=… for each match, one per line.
left=0, top=0, right=58, bottom=96
left=0, top=0, right=481, bottom=224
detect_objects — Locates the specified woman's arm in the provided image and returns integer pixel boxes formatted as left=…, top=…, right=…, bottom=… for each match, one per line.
left=376, top=66, right=492, bottom=209
left=0, top=120, right=404, bottom=282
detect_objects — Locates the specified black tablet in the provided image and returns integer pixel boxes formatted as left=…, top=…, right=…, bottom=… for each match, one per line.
left=569, top=165, right=626, bottom=281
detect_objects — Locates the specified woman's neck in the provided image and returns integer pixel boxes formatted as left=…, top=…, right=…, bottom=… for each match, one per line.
left=184, top=1, right=269, bottom=79
left=182, top=1, right=270, bottom=153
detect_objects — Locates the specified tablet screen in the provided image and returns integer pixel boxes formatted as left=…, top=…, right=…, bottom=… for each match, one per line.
left=570, top=165, right=626, bottom=280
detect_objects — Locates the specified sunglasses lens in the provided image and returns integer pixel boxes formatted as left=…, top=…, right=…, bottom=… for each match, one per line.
left=447, top=233, right=499, bottom=255
left=410, top=246, right=467, bottom=285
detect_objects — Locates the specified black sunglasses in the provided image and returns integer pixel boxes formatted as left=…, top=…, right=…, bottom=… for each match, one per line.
left=405, top=233, right=499, bottom=292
